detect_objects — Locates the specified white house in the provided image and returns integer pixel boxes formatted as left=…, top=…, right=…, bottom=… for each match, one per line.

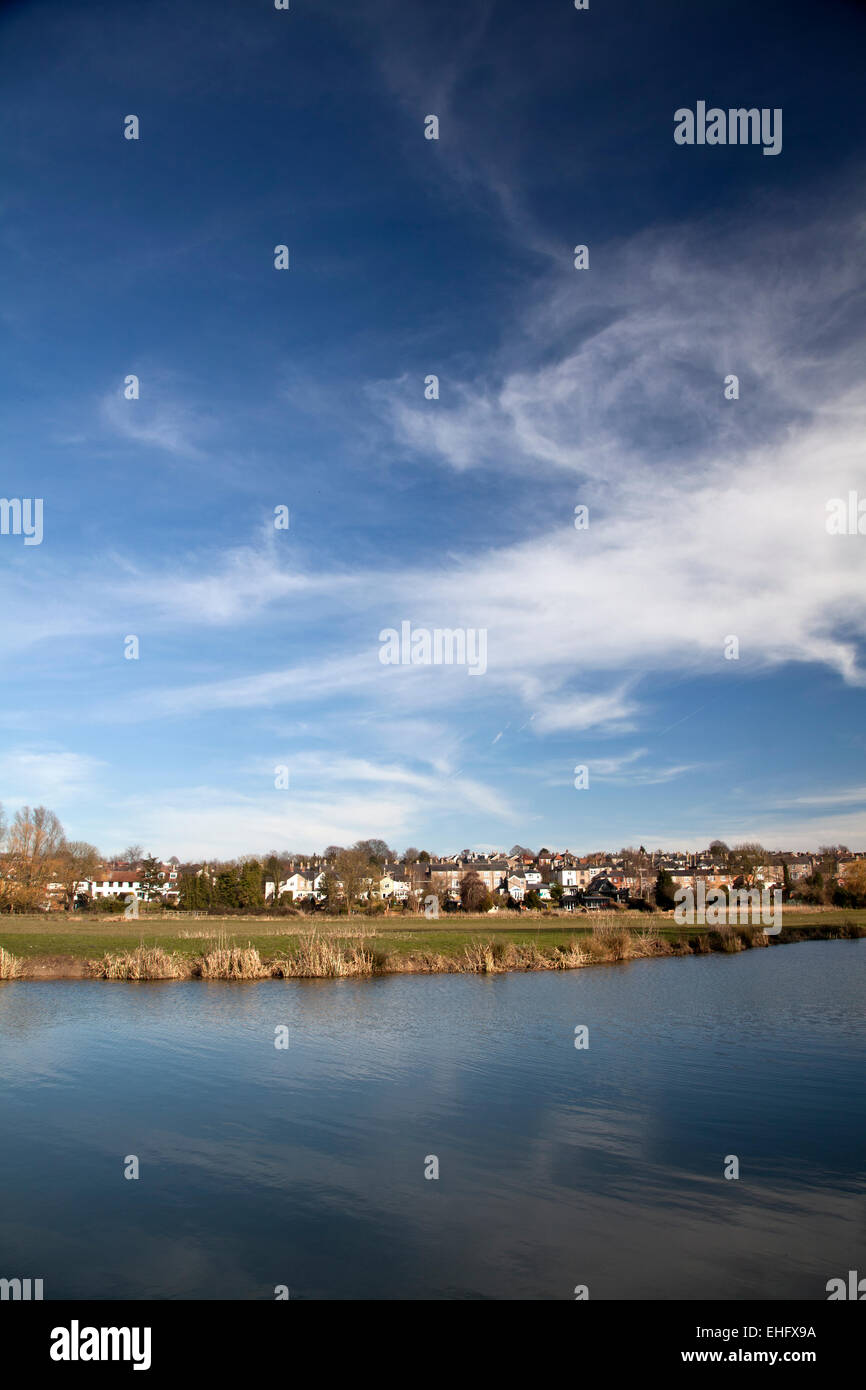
left=379, top=873, right=409, bottom=900
left=269, top=870, right=328, bottom=902
left=507, top=872, right=526, bottom=900
left=77, top=861, right=180, bottom=904
left=86, top=874, right=142, bottom=900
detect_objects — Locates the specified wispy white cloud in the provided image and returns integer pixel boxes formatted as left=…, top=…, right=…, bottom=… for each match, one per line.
left=637, top=811, right=866, bottom=854
left=119, top=543, right=360, bottom=625
left=99, top=381, right=211, bottom=459
left=90, top=747, right=520, bottom=859
left=531, top=688, right=639, bottom=734
left=542, top=747, right=700, bottom=788
left=0, top=750, right=104, bottom=808
left=774, top=786, right=866, bottom=809
left=2, top=201, right=864, bottom=862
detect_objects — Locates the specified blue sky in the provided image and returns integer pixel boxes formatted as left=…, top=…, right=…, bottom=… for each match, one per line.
left=1, top=0, right=865, bottom=858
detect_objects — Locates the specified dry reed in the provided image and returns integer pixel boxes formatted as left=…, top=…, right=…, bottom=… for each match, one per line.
left=270, top=934, right=375, bottom=978
left=89, top=946, right=184, bottom=980
left=0, top=947, right=21, bottom=980
left=196, top=945, right=265, bottom=979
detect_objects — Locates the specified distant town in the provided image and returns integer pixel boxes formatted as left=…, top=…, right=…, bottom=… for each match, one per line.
left=88, top=843, right=866, bottom=913
left=2, top=806, right=864, bottom=913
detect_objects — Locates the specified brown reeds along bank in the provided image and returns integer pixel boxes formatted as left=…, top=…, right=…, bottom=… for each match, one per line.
left=90, top=946, right=184, bottom=980
left=0, top=946, right=21, bottom=979
left=1, top=915, right=862, bottom=982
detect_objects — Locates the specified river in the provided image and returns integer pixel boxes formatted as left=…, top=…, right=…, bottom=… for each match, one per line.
left=0, top=940, right=863, bottom=1299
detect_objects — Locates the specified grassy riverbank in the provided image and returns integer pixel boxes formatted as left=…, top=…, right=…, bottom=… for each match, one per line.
left=0, top=907, right=863, bottom=980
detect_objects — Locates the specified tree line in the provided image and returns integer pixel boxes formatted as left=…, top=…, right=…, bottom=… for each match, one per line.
left=179, top=843, right=421, bottom=914
left=2, top=810, right=865, bottom=914
left=0, top=804, right=102, bottom=912
left=654, top=842, right=866, bottom=909
left=0, top=805, right=173, bottom=914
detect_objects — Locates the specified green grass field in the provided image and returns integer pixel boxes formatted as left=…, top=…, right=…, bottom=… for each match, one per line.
left=2, top=906, right=864, bottom=967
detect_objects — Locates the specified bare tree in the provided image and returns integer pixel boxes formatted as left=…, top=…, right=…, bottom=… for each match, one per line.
left=334, top=847, right=376, bottom=914
left=840, top=859, right=866, bottom=902
left=57, top=840, right=101, bottom=910
left=728, top=843, right=765, bottom=886
left=354, top=838, right=393, bottom=867
left=621, top=846, right=653, bottom=898
left=0, top=802, right=7, bottom=911
left=460, top=870, right=491, bottom=913
left=817, top=845, right=844, bottom=865
left=2, top=806, right=65, bottom=910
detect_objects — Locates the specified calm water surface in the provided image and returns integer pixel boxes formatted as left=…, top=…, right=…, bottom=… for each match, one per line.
left=0, top=941, right=864, bottom=1299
